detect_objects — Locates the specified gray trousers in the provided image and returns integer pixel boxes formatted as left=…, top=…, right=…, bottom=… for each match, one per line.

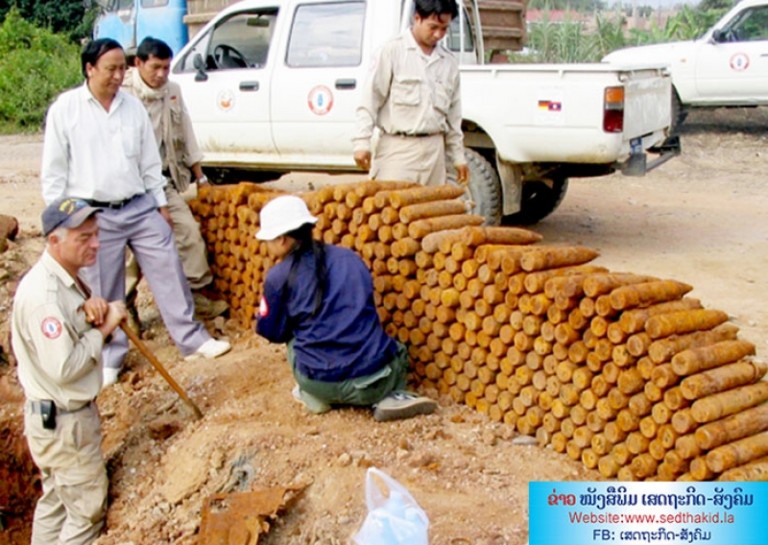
left=126, top=184, right=213, bottom=299
left=82, top=193, right=211, bottom=368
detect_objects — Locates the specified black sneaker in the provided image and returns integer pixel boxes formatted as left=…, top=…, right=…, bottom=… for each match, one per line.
left=373, top=391, right=437, bottom=422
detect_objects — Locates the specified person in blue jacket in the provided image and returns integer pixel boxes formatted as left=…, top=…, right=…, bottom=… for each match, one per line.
left=254, top=195, right=437, bottom=421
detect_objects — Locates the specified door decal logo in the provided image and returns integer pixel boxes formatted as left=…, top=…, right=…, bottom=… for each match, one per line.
left=217, top=89, right=235, bottom=111
left=729, top=52, right=750, bottom=71
left=307, top=85, right=333, bottom=116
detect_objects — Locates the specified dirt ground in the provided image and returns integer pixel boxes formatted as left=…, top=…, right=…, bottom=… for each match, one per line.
left=0, top=108, right=766, bottom=545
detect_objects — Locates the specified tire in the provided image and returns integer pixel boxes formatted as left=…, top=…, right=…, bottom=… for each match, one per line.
left=671, top=88, right=687, bottom=134
left=462, top=148, right=502, bottom=225
left=205, top=167, right=282, bottom=185
left=502, top=176, right=569, bottom=225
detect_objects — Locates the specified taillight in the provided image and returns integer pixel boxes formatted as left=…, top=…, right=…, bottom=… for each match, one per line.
left=603, top=86, right=624, bottom=133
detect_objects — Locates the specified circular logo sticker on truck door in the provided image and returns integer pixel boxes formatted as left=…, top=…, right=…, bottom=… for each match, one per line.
left=217, top=89, right=235, bottom=111
left=308, top=85, right=333, bottom=116
left=729, top=53, right=750, bottom=71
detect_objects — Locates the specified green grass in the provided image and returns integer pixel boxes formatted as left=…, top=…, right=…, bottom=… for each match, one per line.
left=0, top=9, right=81, bottom=133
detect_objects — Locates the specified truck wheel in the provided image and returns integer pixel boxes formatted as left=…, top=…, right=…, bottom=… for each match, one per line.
left=205, top=168, right=282, bottom=185
left=463, top=148, right=502, bottom=225
left=502, top=177, right=568, bottom=225
left=671, top=89, right=687, bottom=134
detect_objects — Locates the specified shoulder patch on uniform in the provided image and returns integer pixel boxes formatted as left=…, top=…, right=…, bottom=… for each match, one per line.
left=41, top=317, right=63, bottom=339
left=259, top=296, right=269, bottom=317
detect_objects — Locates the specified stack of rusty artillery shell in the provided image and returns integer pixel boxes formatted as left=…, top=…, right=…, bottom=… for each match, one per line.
left=189, top=183, right=283, bottom=326
left=191, top=180, right=766, bottom=481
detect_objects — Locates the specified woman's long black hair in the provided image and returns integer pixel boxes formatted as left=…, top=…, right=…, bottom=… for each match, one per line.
left=284, top=222, right=327, bottom=316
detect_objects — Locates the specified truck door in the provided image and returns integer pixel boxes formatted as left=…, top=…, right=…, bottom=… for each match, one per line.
left=694, top=4, right=768, bottom=101
left=171, top=7, right=279, bottom=160
left=136, top=0, right=189, bottom=55
left=270, top=1, right=367, bottom=168
left=93, top=0, right=137, bottom=51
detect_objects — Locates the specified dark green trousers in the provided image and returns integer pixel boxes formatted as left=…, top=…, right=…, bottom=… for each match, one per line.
left=287, top=341, right=408, bottom=411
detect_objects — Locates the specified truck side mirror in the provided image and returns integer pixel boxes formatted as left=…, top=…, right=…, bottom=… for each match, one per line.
left=193, top=53, right=208, bottom=82
left=711, top=29, right=726, bottom=43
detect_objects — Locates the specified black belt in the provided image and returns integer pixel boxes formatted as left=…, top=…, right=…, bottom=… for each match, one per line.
left=390, top=132, right=439, bottom=138
left=28, top=400, right=93, bottom=414
left=86, top=194, right=141, bottom=210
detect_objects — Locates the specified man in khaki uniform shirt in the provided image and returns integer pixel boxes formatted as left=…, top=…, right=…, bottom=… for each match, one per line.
left=122, top=37, right=227, bottom=321
left=12, top=198, right=127, bottom=545
left=354, top=0, right=469, bottom=187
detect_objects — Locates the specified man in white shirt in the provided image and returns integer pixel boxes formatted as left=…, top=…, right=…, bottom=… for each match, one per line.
left=41, top=38, right=230, bottom=386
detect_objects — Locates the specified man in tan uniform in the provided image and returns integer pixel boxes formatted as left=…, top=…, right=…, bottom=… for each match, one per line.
left=353, top=0, right=469, bottom=186
left=122, top=37, right=227, bottom=322
left=12, top=198, right=127, bottom=545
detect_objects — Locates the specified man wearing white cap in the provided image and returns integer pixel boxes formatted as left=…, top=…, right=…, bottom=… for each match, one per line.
left=12, top=197, right=127, bottom=544
left=254, top=195, right=437, bottom=421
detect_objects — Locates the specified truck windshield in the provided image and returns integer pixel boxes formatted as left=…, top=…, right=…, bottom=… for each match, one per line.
left=720, top=5, right=768, bottom=42
left=189, top=9, right=278, bottom=72
left=286, top=2, right=365, bottom=67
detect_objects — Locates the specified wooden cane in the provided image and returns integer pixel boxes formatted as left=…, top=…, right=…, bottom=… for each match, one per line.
left=120, top=323, right=204, bottom=419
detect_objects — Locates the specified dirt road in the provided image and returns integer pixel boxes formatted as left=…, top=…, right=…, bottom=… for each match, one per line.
left=0, top=108, right=765, bottom=544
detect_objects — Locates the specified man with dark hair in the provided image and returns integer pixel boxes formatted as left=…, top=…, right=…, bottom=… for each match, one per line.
left=123, top=36, right=228, bottom=322
left=353, top=0, right=469, bottom=187
left=12, top=198, right=126, bottom=544
left=41, top=38, right=231, bottom=387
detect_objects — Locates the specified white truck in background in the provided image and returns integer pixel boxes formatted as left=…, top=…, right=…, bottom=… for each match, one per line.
left=603, top=0, right=768, bottom=129
left=170, top=0, right=679, bottom=224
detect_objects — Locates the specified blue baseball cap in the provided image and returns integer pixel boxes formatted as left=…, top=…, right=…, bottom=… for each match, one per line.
left=42, top=198, right=101, bottom=236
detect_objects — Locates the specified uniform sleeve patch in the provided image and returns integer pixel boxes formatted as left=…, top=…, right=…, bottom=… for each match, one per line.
left=41, top=317, right=63, bottom=339
left=259, top=296, right=269, bottom=317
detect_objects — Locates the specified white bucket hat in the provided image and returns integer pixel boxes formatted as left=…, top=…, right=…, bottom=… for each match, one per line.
left=256, top=195, right=318, bottom=241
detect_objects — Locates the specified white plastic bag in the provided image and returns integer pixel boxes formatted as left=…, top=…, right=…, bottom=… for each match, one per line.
left=352, top=467, right=429, bottom=545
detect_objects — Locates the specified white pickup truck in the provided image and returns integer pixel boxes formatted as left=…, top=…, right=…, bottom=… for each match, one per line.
left=603, top=0, right=768, bottom=129
left=170, top=0, right=678, bottom=224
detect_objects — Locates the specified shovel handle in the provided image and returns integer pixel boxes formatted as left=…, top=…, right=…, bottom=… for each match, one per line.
left=120, top=323, right=204, bottom=419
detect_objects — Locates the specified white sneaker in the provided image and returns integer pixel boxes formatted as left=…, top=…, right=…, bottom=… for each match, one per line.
left=185, top=338, right=231, bottom=361
left=103, top=367, right=120, bottom=387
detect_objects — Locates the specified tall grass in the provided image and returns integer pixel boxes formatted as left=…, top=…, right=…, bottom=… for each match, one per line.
left=510, top=5, right=729, bottom=64
left=0, top=9, right=81, bottom=133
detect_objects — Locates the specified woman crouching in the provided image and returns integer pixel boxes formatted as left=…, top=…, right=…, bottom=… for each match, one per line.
left=254, top=195, right=437, bottom=421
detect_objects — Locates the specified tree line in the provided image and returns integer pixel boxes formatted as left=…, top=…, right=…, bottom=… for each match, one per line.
left=0, top=0, right=94, bottom=41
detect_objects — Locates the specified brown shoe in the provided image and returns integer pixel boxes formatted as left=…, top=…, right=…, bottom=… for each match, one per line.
left=193, top=293, right=229, bottom=320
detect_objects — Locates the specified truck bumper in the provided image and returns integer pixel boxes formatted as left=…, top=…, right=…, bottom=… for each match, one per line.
left=620, top=135, right=681, bottom=176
